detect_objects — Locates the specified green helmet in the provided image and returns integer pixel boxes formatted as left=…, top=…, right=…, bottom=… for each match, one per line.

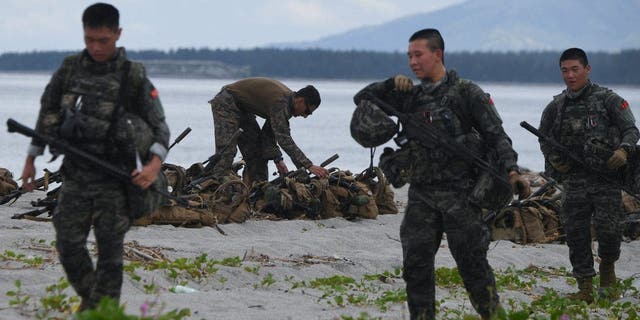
left=350, top=99, right=398, bottom=148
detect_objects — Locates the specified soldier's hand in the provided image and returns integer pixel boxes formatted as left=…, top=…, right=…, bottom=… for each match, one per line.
left=393, top=75, right=413, bottom=92
left=275, top=160, right=289, bottom=176
left=607, top=148, right=627, bottom=170
left=20, top=156, right=36, bottom=192
left=508, top=171, right=531, bottom=199
left=132, top=156, right=162, bottom=190
left=308, top=165, right=329, bottom=178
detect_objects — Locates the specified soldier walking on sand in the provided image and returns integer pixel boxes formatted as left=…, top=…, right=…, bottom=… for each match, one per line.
left=19, top=2, right=170, bottom=310
left=353, top=28, right=530, bottom=320
left=538, top=48, right=639, bottom=303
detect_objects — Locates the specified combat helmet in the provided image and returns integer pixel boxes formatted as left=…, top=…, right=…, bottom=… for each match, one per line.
left=350, top=99, right=398, bottom=148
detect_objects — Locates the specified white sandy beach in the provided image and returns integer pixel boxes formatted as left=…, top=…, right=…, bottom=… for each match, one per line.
left=0, top=187, right=639, bottom=320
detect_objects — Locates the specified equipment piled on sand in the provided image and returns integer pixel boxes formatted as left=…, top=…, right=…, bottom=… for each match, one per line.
left=131, top=159, right=398, bottom=228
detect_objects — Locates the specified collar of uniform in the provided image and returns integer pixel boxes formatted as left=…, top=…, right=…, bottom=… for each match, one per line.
left=419, top=69, right=454, bottom=94
left=284, top=93, right=294, bottom=119
left=80, top=47, right=127, bottom=74
left=565, top=80, right=593, bottom=100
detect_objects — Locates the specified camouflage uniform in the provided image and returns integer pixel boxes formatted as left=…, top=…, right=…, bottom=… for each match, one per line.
left=539, top=81, right=638, bottom=279
left=354, top=70, right=518, bottom=319
left=27, top=48, right=170, bottom=307
left=209, top=77, right=312, bottom=183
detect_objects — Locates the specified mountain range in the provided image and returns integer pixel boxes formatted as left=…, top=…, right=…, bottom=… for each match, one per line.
left=272, top=0, right=640, bottom=52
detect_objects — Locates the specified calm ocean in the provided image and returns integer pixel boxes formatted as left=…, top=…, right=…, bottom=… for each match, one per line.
left=1, top=72, right=639, bottom=180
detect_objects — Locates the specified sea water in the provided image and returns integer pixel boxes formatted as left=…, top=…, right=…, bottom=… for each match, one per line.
left=1, top=72, right=639, bottom=180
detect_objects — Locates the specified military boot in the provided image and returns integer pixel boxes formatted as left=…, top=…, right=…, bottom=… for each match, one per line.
left=598, top=260, right=620, bottom=300
left=567, top=277, right=594, bottom=303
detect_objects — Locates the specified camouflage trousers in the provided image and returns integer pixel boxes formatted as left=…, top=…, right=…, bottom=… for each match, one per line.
left=401, top=184, right=499, bottom=320
left=210, top=89, right=272, bottom=183
left=52, top=178, right=130, bottom=308
left=562, top=178, right=624, bottom=279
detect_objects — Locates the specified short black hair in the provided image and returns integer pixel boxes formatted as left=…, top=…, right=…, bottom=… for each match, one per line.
left=409, top=28, right=445, bottom=63
left=559, top=48, right=589, bottom=67
left=82, top=3, right=119, bottom=30
left=295, top=85, right=321, bottom=108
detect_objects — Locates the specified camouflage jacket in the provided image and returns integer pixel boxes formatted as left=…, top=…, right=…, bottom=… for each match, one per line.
left=354, top=70, right=518, bottom=186
left=539, top=81, right=639, bottom=178
left=223, top=77, right=312, bottom=169
left=29, top=48, right=170, bottom=181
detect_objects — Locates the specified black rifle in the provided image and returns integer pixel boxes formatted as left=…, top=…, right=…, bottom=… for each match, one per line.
left=248, top=154, right=340, bottom=204
left=362, top=93, right=511, bottom=188
left=520, top=121, right=640, bottom=202
left=184, top=128, right=243, bottom=192
left=168, top=127, right=192, bottom=150
left=328, top=176, right=361, bottom=192
left=483, top=174, right=560, bottom=223
left=0, top=169, right=62, bottom=205
left=11, top=187, right=59, bottom=220
left=11, top=206, right=52, bottom=220
left=270, top=153, right=340, bottom=186
left=7, top=118, right=190, bottom=207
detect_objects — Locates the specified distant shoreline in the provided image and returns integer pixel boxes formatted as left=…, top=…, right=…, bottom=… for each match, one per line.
left=1, top=48, right=639, bottom=85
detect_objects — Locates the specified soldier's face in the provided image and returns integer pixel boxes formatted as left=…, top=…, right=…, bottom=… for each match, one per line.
left=292, top=97, right=312, bottom=118
left=84, top=26, right=121, bottom=63
left=560, top=59, right=591, bottom=92
left=408, top=39, right=442, bottom=80
left=291, top=97, right=307, bottom=118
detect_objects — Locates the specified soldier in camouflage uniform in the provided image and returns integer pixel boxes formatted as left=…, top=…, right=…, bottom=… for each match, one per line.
left=19, top=3, right=170, bottom=310
left=354, top=29, right=529, bottom=320
left=538, top=48, right=639, bottom=303
left=209, top=77, right=328, bottom=184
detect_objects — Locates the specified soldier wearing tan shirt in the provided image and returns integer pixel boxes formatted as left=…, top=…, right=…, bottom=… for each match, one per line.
left=209, top=77, right=327, bottom=183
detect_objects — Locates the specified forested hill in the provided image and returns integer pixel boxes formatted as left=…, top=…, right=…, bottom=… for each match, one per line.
left=0, top=48, right=638, bottom=85
left=274, top=0, right=640, bottom=53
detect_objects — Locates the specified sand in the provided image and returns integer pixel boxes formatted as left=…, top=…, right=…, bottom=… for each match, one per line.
left=0, top=187, right=639, bottom=319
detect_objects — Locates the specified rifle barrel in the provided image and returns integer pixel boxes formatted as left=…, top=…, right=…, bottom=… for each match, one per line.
left=364, top=93, right=510, bottom=187
left=520, top=121, right=640, bottom=202
left=320, top=154, right=339, bottom=168
left=168, top=127, right=192, bottom=150
left=0, top=170, right=62, bottom=205
left=7, top=118, right=189, bottom=208
left=11, top=206, right=51, bottom=219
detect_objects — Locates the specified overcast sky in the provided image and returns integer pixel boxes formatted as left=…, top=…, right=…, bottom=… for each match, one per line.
left=0, top=0, right=464, bottom=53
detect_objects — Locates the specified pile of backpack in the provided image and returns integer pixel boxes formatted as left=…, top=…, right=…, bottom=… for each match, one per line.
left=131, top=163, right=398, bottom=227
left=488, top=171, right=640, bottom=244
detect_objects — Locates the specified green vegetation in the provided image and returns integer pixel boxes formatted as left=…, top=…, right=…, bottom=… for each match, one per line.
left=124, top=253, right=243, bottom=285
left=5, top=250, right=639, bottom=319
left=36, top=277, right=79, bottom=319
left=6, top=280, right=30, bottom=313
left=1, top=250, right=46, bottom=268
left=5, top=278, right=190, bottom=319
left=74, top=297, right=190, bottom=320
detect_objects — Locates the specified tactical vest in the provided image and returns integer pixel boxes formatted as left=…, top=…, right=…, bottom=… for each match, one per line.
left=407, top=73, right=483, bottom=184
left=550, top=84, right=621, bottom=169
left=59, top=55, right=131, bottom=156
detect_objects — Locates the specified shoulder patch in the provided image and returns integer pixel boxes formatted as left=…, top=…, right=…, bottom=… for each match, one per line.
left=621, top=100, right=629, bottom=110
left=150, top=87, right=159, bottom=99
